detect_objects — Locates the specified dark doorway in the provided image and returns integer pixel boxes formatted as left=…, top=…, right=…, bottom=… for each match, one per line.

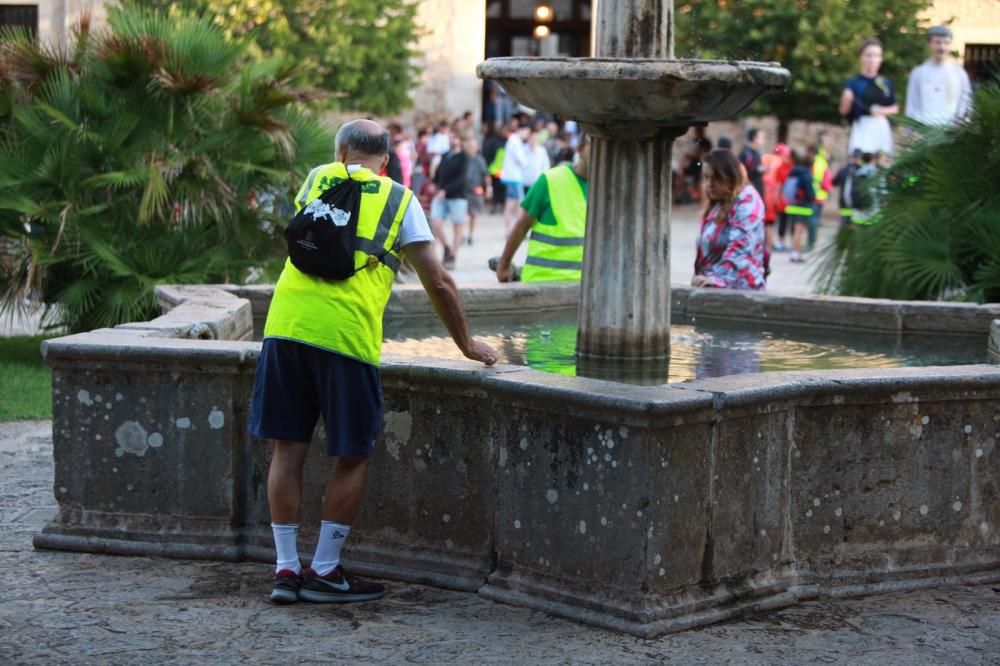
left=485, top=0, right=592, bottom=59
left=965, top=43, right=1000, bottom=87
left=483, top=1, right=592, bottom=125
left=0, top=4, right=39, bottom=37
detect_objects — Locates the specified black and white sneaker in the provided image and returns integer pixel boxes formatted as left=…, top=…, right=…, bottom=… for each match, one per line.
left=298, top=566, right=385, bottom=603
left=270, top=569, right=302, bottom=604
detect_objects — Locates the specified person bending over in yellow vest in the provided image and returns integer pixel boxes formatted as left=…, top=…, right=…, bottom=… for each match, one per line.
left=495, top=134, right=590, bottom=283
left=249, top=119, right=498, bottom=606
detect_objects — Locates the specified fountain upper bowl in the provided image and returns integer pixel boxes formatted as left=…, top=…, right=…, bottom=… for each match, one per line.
left=477, top=57, right=790, bottom=134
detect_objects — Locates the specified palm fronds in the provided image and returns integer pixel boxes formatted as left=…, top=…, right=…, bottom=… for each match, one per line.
left=0, top=2, right=332, bottom=332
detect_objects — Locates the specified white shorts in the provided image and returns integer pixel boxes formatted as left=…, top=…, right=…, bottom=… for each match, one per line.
left=849, top=116, right=893, bottom=155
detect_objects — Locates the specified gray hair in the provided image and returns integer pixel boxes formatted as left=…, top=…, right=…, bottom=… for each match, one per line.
left=335, top=122, right=390, bottom=157
left=927, top=25, right=953, bottom=40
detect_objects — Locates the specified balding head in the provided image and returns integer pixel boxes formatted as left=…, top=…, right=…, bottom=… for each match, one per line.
left=335, top=119, right=390, bottom=159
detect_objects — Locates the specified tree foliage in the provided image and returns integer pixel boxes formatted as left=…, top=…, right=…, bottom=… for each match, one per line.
left=675, top=0, right=934, bottom=124
left=0, top=3, right=332, bottom=332
left=813, top=83, right=1000, bottom=302
left=149, top=0, right=421, bottom=116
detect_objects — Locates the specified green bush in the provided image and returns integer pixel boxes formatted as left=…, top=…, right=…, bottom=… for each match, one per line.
left=150, top=0, right=421, bottom=116
left=815, top=82, right=1000, bottom=302
left=0, top=3, right=332, bottom=332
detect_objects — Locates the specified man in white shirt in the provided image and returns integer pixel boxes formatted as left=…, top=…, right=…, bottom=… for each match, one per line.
left=500, top=121, right=532, bottom=232
left=522, top=131, right=552, bottom=190
left=905, top=25, right=972, bottom=126
left=426, top=121, right=452, bottom=177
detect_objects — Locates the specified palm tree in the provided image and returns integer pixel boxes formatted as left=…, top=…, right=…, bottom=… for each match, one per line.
left=0, top=3, right=331, bottom=332
left=814, top=81, right=1000, bottom=303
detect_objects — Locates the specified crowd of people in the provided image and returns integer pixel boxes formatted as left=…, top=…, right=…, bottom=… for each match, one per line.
left=384, top=112, right=584, bottom=271
left=380, top=25, right=971, bottom=292
left=690, top=25, right=972, bottom=285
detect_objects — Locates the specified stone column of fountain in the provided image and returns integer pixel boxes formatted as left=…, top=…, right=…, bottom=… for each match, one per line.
left=478, top=0, right=789, bottom=383
left=578, top=0, right=677, bottom=375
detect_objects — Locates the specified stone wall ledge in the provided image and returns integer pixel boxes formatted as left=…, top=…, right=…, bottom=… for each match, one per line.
left=675, top=364, right=1000, bottom=407
left=42, top=327, right=1000, bottom=406
left=221, top=281, right=582, bottom=330
left=147, top=284, right=253, bottom=341
left=42, top=331, right=260, bottom=369
left=208, top=281, right=1000, bottom=339
left=680, top=289, right=1000, bottom=336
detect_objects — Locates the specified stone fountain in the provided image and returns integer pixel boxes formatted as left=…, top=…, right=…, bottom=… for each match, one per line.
left=477, top=0, right=789, bottom=381
left=31, top=1, right=1000, bottom=640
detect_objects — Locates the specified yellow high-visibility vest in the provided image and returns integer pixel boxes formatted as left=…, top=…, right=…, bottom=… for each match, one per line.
left=813, top=150, right=830, bottom=202
left=264, top=163, right=412, bottom=366
left=522, top=164, right=587, bottom=283
left=489, top=147, right=505, bottom=178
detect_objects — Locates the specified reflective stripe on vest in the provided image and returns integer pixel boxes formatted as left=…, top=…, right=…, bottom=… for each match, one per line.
left=522, top=164, right=587, bottom=283
left=784, top=204, right=814, bottom=217
left=264, top=163, right=412, bottom=366
left=839, top=208, right=854, bottom=218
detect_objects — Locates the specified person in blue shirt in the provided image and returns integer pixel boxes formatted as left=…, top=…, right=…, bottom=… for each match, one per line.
left=839, top=38, right=899, bottom=157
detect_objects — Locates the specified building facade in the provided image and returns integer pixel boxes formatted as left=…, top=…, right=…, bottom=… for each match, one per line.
left=0, top=0, right=109, bottom=44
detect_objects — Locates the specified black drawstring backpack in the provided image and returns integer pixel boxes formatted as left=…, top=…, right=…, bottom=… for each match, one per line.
left=284, top=172, right=364, bottom=280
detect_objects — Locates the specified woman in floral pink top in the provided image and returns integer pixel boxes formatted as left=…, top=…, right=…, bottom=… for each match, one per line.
left=692, top=149, right=767, bottom=290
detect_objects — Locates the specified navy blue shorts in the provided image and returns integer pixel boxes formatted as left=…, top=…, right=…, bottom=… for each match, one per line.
left=248, top=338, right=382, bottom=458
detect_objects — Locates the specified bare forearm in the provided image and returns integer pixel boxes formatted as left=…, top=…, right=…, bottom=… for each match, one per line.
left=499, top=214, right=534, bottom=267
left=418, top=268, right=473, bottom=352
left=838, top=90, right=853, bottom=117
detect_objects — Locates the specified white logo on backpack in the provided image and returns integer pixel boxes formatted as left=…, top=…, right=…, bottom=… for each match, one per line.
left=304, top=199, right=352, bottom=227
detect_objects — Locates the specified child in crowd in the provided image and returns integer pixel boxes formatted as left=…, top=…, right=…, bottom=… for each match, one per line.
left=783, top=152, right=816, bottom=263
left=806, top=144, right=833, bottom=251
left=847, top=152, right=879, bottom=224
left=833, top=149, right=863, bottom=226
left=762, top=143, right=792, bottom=251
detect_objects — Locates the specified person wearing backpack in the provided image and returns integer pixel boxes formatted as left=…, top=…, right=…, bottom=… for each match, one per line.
left=833, top=149, right=863, bottom=226
left=844, top=152, right=878, bottom=224
left=250, top=119, right=498, bottom=606
left=783, top=151, right=816, bottom=263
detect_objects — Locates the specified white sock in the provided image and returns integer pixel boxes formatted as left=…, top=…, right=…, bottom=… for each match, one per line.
left=271, top=523, right=301, bottom=574
left=310, top=521, right=351, bottom=576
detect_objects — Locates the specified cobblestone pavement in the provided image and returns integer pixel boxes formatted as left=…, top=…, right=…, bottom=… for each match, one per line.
left=2, top=420, right=998, bottom=665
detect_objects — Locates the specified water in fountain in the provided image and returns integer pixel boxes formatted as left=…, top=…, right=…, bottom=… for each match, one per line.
left=384, top=314, right=988, bottom=386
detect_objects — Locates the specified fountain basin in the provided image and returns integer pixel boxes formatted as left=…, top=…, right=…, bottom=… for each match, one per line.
left=33, top=283, right=1000, bottom=637
left=476, top=58, right=789, bottom=135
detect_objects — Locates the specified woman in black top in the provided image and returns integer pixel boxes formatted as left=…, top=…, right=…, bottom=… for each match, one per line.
left=838, top=38, right=899, bottom=156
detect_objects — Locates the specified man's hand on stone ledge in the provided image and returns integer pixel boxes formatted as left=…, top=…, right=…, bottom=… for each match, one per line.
left=463, top=339, right=498, bottom=366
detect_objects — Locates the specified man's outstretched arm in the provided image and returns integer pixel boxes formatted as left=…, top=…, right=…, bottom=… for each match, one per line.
left=496, top=211, right=535, bottom=282
left=403, top=241, right=498, bottom=365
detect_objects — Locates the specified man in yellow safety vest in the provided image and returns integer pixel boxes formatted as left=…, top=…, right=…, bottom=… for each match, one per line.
left=495, top=134, right=590, bottom=283
left=808, top=132, right=833, bottom=250
left=249, top=119, right=497, bottom=606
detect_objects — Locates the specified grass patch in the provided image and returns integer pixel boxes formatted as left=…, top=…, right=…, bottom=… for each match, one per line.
left=0, top=335, right=51, bottom=421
